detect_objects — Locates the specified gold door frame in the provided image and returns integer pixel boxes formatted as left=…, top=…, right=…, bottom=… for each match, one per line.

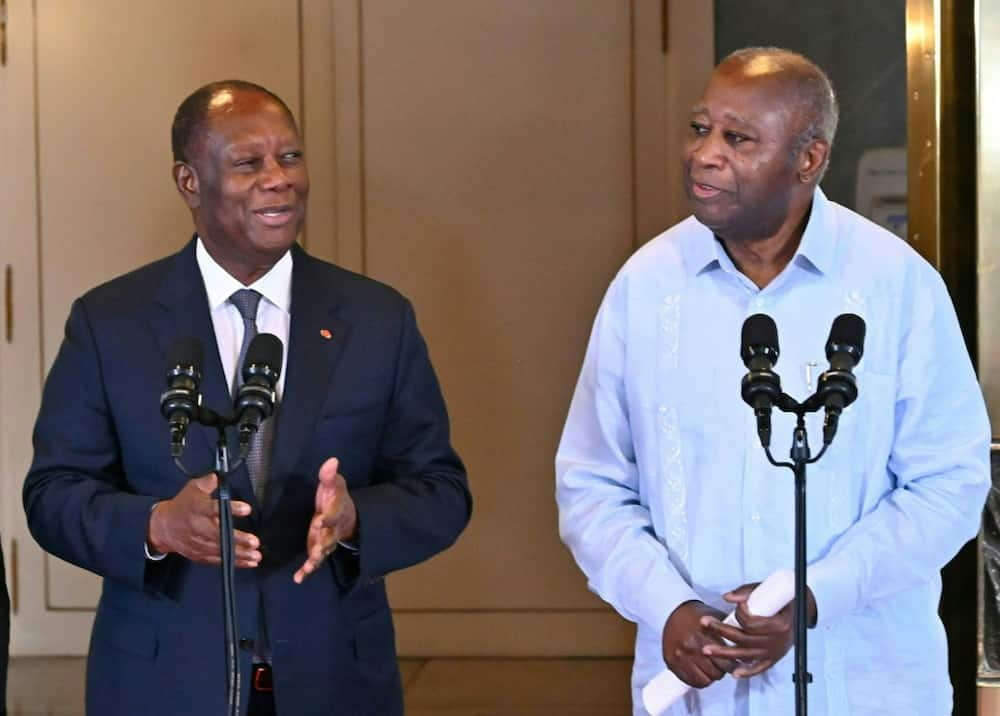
left=978, top=0, right=1000, bottom=708
left=907, top=0, right=977, bottom=345
left=908, top=0, right=984, bottom=713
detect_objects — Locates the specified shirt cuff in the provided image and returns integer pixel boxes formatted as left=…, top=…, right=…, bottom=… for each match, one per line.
left=807, top=556, right=857, bottom=627
left=337, top=539, right=360, bottom=554
left=631, top=572, right=701, bottom=637
left=144, top=502, right=168, bottom=561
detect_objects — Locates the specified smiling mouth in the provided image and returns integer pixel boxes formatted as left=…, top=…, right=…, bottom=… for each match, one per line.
left=253, top=205, right=297, bottom=227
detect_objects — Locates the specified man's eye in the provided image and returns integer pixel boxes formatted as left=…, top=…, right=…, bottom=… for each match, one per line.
left=282, top=151, right=303, bottom=161
left=234, top=158, right=258, bottom=168
left=726, top=132, right=750, bottom=144
left=690, top=122, right=709, bottom=135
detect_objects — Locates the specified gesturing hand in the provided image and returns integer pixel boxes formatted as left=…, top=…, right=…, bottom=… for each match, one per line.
left=293, top=457, right=358, bottom=584
left=700, top=582, right=817, bottom=678
left=662, top=600, right=738, bottom=688
left=146, top=473, right=261, bottom=568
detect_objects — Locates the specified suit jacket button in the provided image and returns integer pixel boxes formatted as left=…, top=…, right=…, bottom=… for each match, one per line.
left=239, top=638, right=255, bottom=652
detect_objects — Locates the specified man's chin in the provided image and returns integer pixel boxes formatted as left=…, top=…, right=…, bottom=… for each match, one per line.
left=691, top=207, right=732, bottom=235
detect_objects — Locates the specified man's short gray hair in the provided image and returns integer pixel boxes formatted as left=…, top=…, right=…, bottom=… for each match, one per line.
left=722, top=47, right=839, bottom=164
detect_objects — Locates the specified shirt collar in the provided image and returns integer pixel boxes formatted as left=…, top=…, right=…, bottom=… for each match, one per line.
left=793, top=187, right=834, bottom=275
left=684, top=187, right=834, bottom=277
left=195, top=237, right=293, bottom=314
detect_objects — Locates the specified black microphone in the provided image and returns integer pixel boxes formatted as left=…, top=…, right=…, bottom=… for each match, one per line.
left=816, top=313, right=865, bottom=444
left=160, top=337, right=204, bottom=457
left=740, top=314, right=782, bottom=448
left=234, top=333, right=283, bottom=453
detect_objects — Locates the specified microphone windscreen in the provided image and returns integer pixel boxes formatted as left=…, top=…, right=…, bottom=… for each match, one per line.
left=243, top=333, right=283, bottom=380
left=740, top=313, right=779, bottom=366
left=166, top=336, right=203, bottom=372
left=826, top=313, right=866, bottom=360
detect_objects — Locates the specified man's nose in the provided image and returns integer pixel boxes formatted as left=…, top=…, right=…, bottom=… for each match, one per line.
left=258, top=156, right=293, bottom=189
left=689, top=132, right=725, bottom=169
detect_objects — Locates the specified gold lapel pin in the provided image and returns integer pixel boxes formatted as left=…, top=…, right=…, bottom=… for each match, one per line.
left=320, top=329, right=333, bottom=340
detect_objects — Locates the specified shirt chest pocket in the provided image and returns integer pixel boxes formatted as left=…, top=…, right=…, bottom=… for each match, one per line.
left=813, top=368, right=897, bottom=533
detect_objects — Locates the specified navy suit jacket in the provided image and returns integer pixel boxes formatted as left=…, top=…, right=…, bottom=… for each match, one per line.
left=24, top=239, right=471, bottom=715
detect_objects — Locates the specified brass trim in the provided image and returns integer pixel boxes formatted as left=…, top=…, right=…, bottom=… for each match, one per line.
left=906, top=0, right=939, bottom=264
left=907, top=0, right=978, bottom=346
left=4, top=264, right=11, bottom=343
left=10, top=538, right=17, bottom=615
left=0, top=0, right=7, bottom=67
left=977, top=0, right=1000, bottom=690
left=357, top=0, right=368, bottom=275
left=629, top=0, right=638, bottom=249
left=661, top=0, right=669, bottom=54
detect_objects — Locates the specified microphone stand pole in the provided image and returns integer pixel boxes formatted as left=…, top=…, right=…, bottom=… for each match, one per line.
left=213, top=423, right=240, bottom=716
left=174, top=408, right=243, bottom=716
left=789, top=419, right=812, bottom=716
left=764, top=400, right=829, bottom=716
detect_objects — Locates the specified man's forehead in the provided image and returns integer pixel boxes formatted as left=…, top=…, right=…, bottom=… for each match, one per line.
left=690, top=102, right=753, bottom=126
left=185, top=91, right=298, bottom=163
left=693, top=68, right=798, bottom=117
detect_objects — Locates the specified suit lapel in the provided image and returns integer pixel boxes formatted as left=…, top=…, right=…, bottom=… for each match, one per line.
left=147, top=238, right=256, bottom=504
left=265, top=245, right=352, bottom=515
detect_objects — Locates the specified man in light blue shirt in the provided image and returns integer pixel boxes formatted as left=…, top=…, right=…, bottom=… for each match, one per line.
left=556, top=47, right=990, bottom=715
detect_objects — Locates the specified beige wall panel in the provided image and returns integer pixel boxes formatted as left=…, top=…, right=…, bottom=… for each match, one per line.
left=326, top=0, right=366, bottom=272
left=984, top=687, right=1000, bottom=716
left=1, top=0, right=54, bottom=654
left=357, top=0, right=635, bottom=613
left=394, top=611, right=634, bottom=658
left=632, top=0, right=714, bottom=243
left=34, top=1, right=302, bottom=614
left=300, top=0, right=338, bottom=260
left=36, top=1, right=301, bottom=370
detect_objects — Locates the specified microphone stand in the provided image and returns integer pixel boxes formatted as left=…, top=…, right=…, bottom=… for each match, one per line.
left=173, top=407, right=245, bottom=716
left=761, top=393, right=833, bottom=716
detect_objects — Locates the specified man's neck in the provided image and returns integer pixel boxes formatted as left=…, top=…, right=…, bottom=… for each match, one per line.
left=719, top=198, right=813, bottom=290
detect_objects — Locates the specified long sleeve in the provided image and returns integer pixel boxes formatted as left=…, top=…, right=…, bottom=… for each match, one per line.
left=23, top=298, right=162, bottom=591
left=349, top=299, right=472, bottom=582
left=556, top=278, right=699, bottom=636
left=807, top=267, right=991, bottom=624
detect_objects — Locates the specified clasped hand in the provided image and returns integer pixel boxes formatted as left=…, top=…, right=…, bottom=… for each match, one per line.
left=146, top=456, right=357, bottom=582
left=662, top=582, right=816, bottom=687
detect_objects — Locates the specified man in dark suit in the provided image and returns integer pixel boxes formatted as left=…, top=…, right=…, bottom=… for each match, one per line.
left=23, top=80, right=471, bottom=715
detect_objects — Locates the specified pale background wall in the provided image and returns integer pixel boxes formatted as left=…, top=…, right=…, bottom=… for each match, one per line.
left=0, top=0, right=714, bottom=658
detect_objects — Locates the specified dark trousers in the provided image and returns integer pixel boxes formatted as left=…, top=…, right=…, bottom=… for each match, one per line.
left=0, top=539, right=10, bottom=716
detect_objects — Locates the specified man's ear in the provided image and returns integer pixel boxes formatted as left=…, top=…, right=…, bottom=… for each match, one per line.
left=798, top=139, right=830, bottom=184
left=173, top=161, right=201, bottom=209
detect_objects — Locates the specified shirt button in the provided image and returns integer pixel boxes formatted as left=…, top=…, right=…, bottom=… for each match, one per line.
left=751, top=513, right=761, bottom=522
left=754, top=297, right=766, bottom=307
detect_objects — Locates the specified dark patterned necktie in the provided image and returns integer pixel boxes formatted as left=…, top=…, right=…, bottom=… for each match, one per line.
left=229, top=289, right=273, bottom=502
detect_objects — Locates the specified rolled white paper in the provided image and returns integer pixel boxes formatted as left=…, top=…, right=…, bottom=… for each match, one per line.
left=640, top=569, right=796, bottom=716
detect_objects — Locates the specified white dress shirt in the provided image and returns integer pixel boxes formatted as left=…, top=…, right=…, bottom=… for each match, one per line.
left=145, top=240, right=292, bottom=561
left=195, top=238, right=290, bottom=398
left=556, top=189, right=990, bottom=715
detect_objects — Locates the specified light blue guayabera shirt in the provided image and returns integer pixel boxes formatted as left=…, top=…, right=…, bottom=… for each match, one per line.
left=556, top=189, right=990, bottom=716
